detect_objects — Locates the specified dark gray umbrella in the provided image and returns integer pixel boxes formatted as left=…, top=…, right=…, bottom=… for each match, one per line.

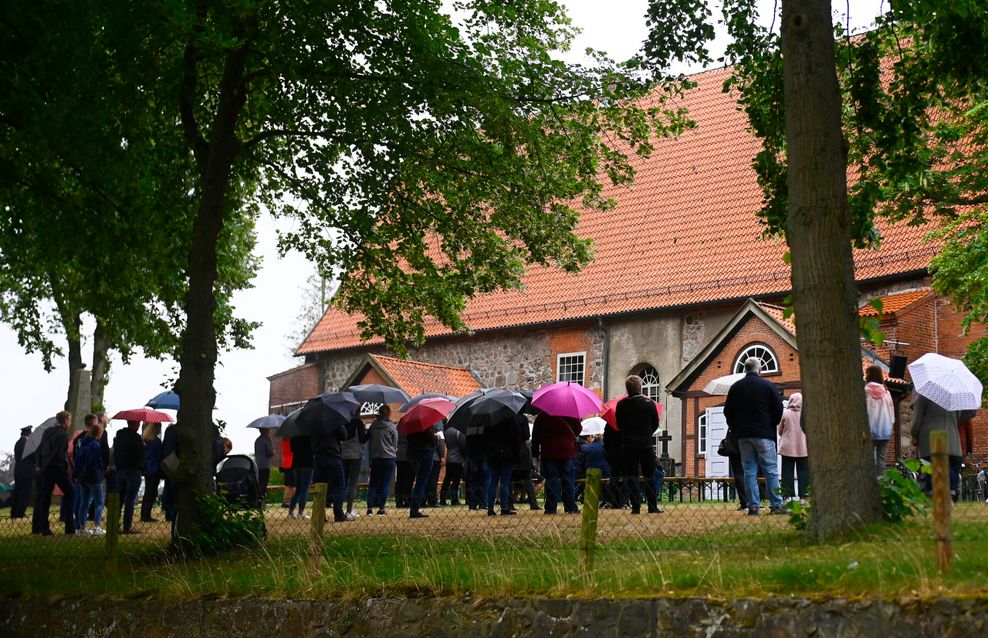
left=246, top=414, right=286, bottom=429
left=346, top=383, right=411, bottom=405
left=293, top=391, right=361, bottom=436
left=447, top=389, right=527, bottom=433
left=22, top=416, right=57, bottom=458
left=278, top=408, right=304, bottom=439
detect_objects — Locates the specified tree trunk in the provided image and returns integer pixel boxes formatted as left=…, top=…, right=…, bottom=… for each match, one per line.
left=63, top=313, right=83, bottom=420
left=172, top=26, right=252, bottom=552
left=91, top=321, right=110, bottom=412
left=781, top=0, right=882, bottom=539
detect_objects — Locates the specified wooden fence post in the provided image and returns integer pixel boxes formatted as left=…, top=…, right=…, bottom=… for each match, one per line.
left=580, top=468, right=602, bottom=576
left=309, top=483, right=327, bottom=566
left=930, top=430, right=953, bottom=573
left=105, top=492, right=120, bottom=568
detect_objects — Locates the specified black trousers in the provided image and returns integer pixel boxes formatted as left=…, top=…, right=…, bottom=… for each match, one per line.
left=729, top=452, right=748, bottom=508
left=32, top=467, right=75, bottom=534
left=439, top=462, right=464, bottom=504
left=10, top=476, right=33, bottom=518
left=624, top=447, right=658, bottom=512
left=141, top=474, right=161, bottom=521
left=394, top=460, right=414, bottom=507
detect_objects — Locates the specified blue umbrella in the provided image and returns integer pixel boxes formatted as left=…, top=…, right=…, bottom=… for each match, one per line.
left=146, top=391, right=180, bottom=410
left=246, top=414, right=286, bottom=429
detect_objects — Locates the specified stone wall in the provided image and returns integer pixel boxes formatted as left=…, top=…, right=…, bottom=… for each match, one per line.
left=4, top=595, right=987, bottom=637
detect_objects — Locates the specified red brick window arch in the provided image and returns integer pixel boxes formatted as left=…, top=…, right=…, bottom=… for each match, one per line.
left=733, top=344, right=780, bottom=375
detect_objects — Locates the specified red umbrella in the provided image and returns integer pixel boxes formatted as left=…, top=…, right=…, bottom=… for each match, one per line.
left=600, top=394, right=662, bottom=431
left=397, top=397, right=455, bottom=435
left=112, top=408, right=174, bottom=423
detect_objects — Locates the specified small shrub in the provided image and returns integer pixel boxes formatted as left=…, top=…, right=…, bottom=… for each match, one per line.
left=191, top=493, right=266, bottom=555
left=879, top=459, right=930, bottom=522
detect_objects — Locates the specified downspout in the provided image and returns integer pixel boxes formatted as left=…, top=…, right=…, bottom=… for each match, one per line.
left=598, top=317, right=610, bottom=399
left=933, top=293, right=939, bottom=352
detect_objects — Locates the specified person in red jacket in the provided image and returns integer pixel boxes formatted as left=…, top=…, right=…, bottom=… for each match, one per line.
left=531, top=412, right=581, bottom=515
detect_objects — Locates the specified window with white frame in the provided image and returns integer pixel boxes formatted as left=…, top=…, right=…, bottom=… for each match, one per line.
left=697, top=412, right=708, bottom=456
left=733, top=343, right=780, bottom=375
left=556, top=352, right=586, bottom=385
left=638, top=365, right=661, bottom=401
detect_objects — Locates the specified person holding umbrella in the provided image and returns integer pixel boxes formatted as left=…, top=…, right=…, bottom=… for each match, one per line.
left=911, top=394, right=963, bottom=499
left=531, top=412, right=582, bottom=515
left=113, top=420, right=146, bottom=534
left=309, top=413, right=350, bottom=523
left=485, top=413, right=524, bottom=516
left=140, top=423, right=163, bottom=522
left=366, top=405, right=398, bottom=516
left=32, top=411, right=75, bottom=536
left=254, top=426, right=275, bottom=502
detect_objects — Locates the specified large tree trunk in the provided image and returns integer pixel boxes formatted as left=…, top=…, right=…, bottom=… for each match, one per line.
left=781, top=0, right=882, bottom=539
left=63, top=312, right=83, bottom=419
left=172, top=26, right=251, bottom=552
left=90, top=320, right=110, bottom=411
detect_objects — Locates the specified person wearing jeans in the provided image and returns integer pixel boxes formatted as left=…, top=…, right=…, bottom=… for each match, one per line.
left=532, top=412, right=582, bottom=515
left=366, top=406, right=398, bottom=515
left=724, top=357, right=784, bottom=515
left=407, top=423, right=439, bottom=518
left=310, top=415, right=348, bottom=522
left=113, top=420, right=146, bottom=533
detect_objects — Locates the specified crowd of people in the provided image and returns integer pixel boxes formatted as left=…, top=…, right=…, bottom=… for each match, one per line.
left=11, top=362, right=976, bottom=534
left=269, top=375, right=668, bottom=521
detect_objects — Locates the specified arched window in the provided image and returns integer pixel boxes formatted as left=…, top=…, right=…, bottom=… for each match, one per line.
left=733, top=343, right=780, bottom=375
left=360, top=401, right=382, bottom=417
left=638, top=365, right=661, bottom=401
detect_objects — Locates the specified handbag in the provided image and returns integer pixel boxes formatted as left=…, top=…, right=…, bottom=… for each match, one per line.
left=717, top=434, right=739, bottom=457
left=160, top=451, right=181, bottom=481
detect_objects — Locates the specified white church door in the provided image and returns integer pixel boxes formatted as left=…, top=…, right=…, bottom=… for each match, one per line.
left=704, top=407, right=729, bottom=499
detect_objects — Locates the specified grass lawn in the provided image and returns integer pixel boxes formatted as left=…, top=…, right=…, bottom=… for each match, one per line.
left=1, top=520, right=986, bottom=600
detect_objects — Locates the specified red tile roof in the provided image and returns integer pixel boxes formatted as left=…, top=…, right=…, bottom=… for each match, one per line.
left=859, top=289, right=931, bottom=317
left=370, top=355, right=482, bottom=398
left=299, top=66, right=938, bottom=356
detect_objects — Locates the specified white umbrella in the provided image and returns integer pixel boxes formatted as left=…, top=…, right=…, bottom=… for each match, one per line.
left=21, top=416, right=58, bottom=458
left=703, top=373, right=746, bottom=396
left=908, top=353, right=983, bottom=411
left=580, top=416, right=607, bottom=436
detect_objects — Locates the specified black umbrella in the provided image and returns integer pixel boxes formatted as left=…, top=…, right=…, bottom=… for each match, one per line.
left=447, top=389, right=527, bottom=433
left=346, top=383, right=411, bottom=405
left=399, top=392, right=459, bottom=413
left=293, top=392, right=361, bottom=436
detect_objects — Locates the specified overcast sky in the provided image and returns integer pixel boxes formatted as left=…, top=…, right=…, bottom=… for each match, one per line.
left=1, top=1, right=886, bottom=457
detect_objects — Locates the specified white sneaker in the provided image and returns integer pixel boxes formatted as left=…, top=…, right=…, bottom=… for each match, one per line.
left=287, top=513, right=297, bottom=519
left=91, top=527, right=106, bottom=536
left=299, top=513, right=310, bottom=520
left=346, top=511, right=359, bottom=520
left=75, top=529, right=88, bottom=537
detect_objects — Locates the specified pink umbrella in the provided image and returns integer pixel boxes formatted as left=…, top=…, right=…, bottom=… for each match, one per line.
left=112, top=408, right=174, bottom=423
left=397, top=397, right=455, bottom=435
left=600, top=394, right=662, bottom=431
left=531, top=382, right=603, bottom=420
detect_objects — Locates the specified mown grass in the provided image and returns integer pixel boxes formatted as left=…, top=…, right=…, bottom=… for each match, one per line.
left=2, top=521, right=987, bottom=600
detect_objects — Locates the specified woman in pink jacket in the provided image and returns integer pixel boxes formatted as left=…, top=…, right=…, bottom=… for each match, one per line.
left=778, top=392, right=809, bottom=503
left=865, top=365, right=895, bottom=477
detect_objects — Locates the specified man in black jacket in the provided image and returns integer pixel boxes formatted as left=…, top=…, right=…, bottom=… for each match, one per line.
left=615, top=376, right=663, bottom=514
left=32, top=411, right=75, bottom=535
left=724, top=357, right=784, bottom=515
left=114, top=420, right=146, bottom=533
left=311, top=417, right=349, bottom=522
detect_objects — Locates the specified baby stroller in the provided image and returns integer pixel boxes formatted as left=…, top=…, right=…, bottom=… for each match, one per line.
left=216, top=454, right=262, bottom=509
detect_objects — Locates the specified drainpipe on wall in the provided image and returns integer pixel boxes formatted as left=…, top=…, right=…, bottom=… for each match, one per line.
left=933, top=293, right=939, bottom=352
left=598, top=317, right=610, bottom=399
